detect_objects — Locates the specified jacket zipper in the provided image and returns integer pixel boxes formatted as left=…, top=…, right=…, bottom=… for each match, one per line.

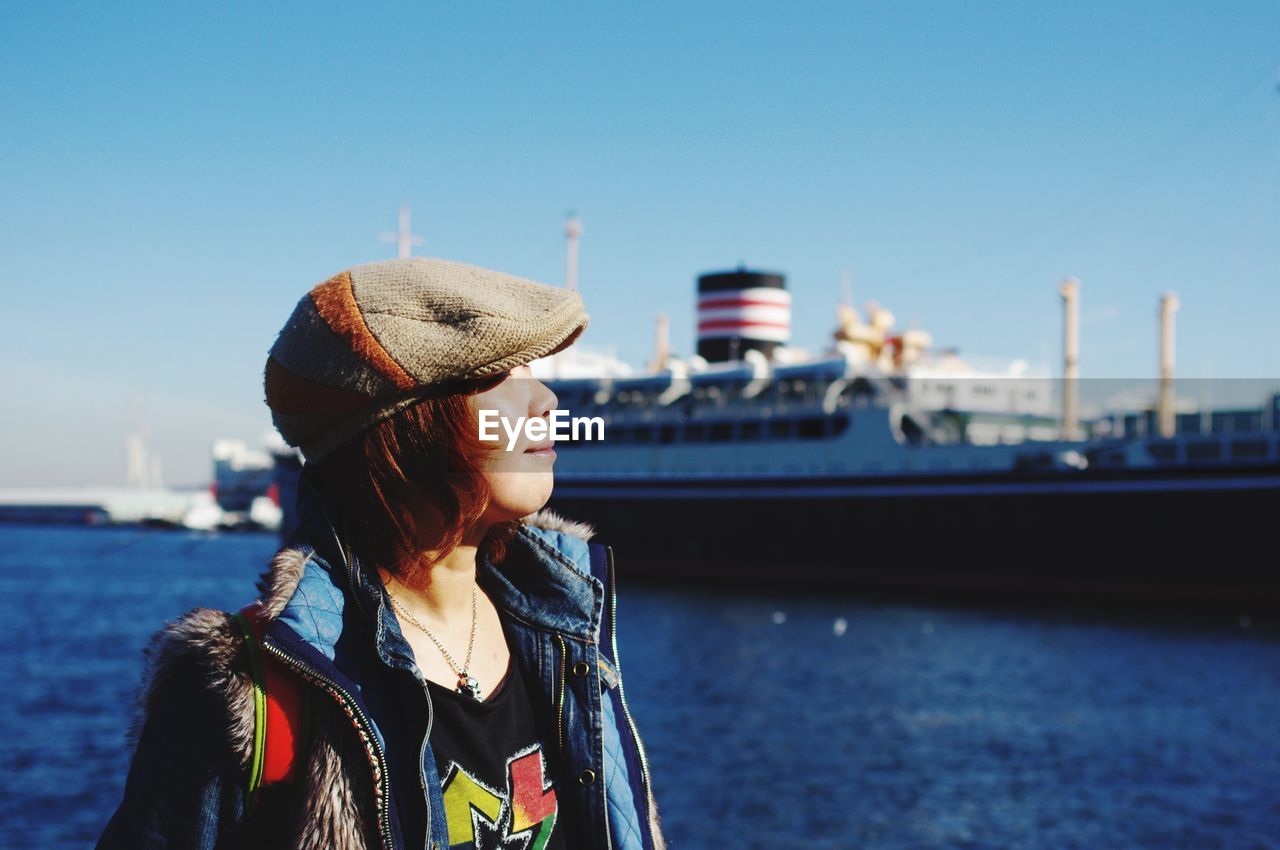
left=260, top=640, right=396, bottom=850
left=553, top=634, right=568, bottom=757
left=417, top=676, right=435, bottom=850
left=606, top=546, right=656, bottom=832
left=342, top=544, right=370, bottom=623
left=338, top=537, right=443, bottom=850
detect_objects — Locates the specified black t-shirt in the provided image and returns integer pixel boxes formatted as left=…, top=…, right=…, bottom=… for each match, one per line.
left=426, top=656, right=568, bottom=850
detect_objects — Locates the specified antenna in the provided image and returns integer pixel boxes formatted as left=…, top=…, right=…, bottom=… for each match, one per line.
left=126, top=393, right=153, bottom=488
left=564, top=212, right=582, bottom=291
left=1157, top=292, right=1180, bottom=438
left=553, top=213, right=583, bottom=379
left=1058, top=277, right=1081, bottom=440
left=379, top=203, right=423, bottom=258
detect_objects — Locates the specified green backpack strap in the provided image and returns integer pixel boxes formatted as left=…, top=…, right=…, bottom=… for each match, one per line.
left=232, top=603, right=308, bottom=815
left=232, top=610, right=269, bottom=811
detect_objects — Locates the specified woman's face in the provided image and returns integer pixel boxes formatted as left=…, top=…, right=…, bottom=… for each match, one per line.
left=469, top=363, right=560, bottom=524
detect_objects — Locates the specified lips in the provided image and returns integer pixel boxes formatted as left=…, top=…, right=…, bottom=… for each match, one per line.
left=524, top=442, right=555, bottom=453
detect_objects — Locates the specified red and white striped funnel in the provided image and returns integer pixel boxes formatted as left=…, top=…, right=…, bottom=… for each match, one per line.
left=696, top=269, right=790, bottom=363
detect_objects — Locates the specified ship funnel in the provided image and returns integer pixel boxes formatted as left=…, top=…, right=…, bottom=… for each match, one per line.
left=1157, top=292, right=1179, bottom=438
left=696, top=269, right=791, bottom=363
left=1058, top=277, right=1080, bottom=440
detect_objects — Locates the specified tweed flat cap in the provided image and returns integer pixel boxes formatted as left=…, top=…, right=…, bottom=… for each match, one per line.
left=265, top=257, right=588, bottom=462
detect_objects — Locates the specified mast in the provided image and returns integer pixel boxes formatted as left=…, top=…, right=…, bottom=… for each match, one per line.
left=554, top=213, right=583, bottom=379
left=649, top=313, right=670, bottom=372
left=1157, top=292, right=1179, bottom=438
left=379, top=203, right=422, bottom=258
left=1058, top=277, right=1080, bottom=440
left=565, top=213, right=582, bottom=291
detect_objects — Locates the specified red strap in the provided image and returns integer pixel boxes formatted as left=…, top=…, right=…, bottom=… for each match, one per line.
left=238, top=602, right=304, bottom=785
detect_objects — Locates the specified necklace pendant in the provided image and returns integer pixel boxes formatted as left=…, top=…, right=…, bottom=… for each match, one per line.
left=458, top=674, right=481, bottom=699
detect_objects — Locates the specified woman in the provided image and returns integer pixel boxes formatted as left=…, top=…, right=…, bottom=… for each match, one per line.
left=97, top=257, right=664, bottom=850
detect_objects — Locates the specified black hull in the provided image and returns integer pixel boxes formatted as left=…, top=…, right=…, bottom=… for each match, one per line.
left=547, top=465, right=1280, bottom=609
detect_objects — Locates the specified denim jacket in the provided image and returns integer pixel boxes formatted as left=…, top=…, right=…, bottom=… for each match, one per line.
left=97, top=482, right=664, bottom=850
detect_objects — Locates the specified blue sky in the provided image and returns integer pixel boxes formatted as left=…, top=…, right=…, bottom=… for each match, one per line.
left=2, top=2, right=1278, bottom=486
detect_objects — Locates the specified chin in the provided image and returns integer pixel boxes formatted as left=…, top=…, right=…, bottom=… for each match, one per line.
left=484, top=470, right=555, bottom=522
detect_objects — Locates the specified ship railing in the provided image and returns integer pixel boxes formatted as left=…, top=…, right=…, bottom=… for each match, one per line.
left=1103, top=432, right=1280, bottom=468
left=583, top=374, right=890, bottom=425
left=560, top=410, right=855, bottom=448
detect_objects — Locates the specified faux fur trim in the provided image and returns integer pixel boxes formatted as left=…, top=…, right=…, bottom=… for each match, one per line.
left=650, top=792, right=667, bottom=850
left=296, top=698, right=379, bottom=850
left=130, top=567, right=379, bottom=850
left=126, top=606, right=256, bottom=774
left=255, top=546, right=312, bottom=619
left=520, top=506, right=596, bottom=541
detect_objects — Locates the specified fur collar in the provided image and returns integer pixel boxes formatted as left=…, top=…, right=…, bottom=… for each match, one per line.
left=520, top=506, right=596, bottom=543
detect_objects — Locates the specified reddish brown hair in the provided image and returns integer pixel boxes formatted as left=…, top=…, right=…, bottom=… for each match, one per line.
left=307, top=379, right=521, bottom=582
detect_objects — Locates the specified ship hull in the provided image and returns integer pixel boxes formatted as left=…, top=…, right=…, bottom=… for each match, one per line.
left=547, top=464, right=1280, bottom=608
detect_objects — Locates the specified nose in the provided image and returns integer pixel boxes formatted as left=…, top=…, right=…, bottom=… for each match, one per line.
left=533, top=379, right=558, bottom=419
left=512, top=363, right=557, bottom=419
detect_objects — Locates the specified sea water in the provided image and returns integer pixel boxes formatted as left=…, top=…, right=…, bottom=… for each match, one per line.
left=1, top=526, right=1276, bottom=849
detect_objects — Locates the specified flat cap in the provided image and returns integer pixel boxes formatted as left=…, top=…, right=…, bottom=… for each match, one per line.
left=265, top=257, right=588, bottom=462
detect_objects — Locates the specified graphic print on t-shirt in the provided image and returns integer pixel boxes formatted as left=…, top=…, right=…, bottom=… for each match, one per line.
left=441, top=742, right=558, bottom=850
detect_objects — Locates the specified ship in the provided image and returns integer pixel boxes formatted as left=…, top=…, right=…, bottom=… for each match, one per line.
left=526, top=268, right=1280, bottom=608
left=0, top=439, right=282, bottom=531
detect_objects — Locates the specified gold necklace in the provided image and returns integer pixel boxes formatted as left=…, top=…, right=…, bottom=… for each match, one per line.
left=386, top=583, right=481, bottom=699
